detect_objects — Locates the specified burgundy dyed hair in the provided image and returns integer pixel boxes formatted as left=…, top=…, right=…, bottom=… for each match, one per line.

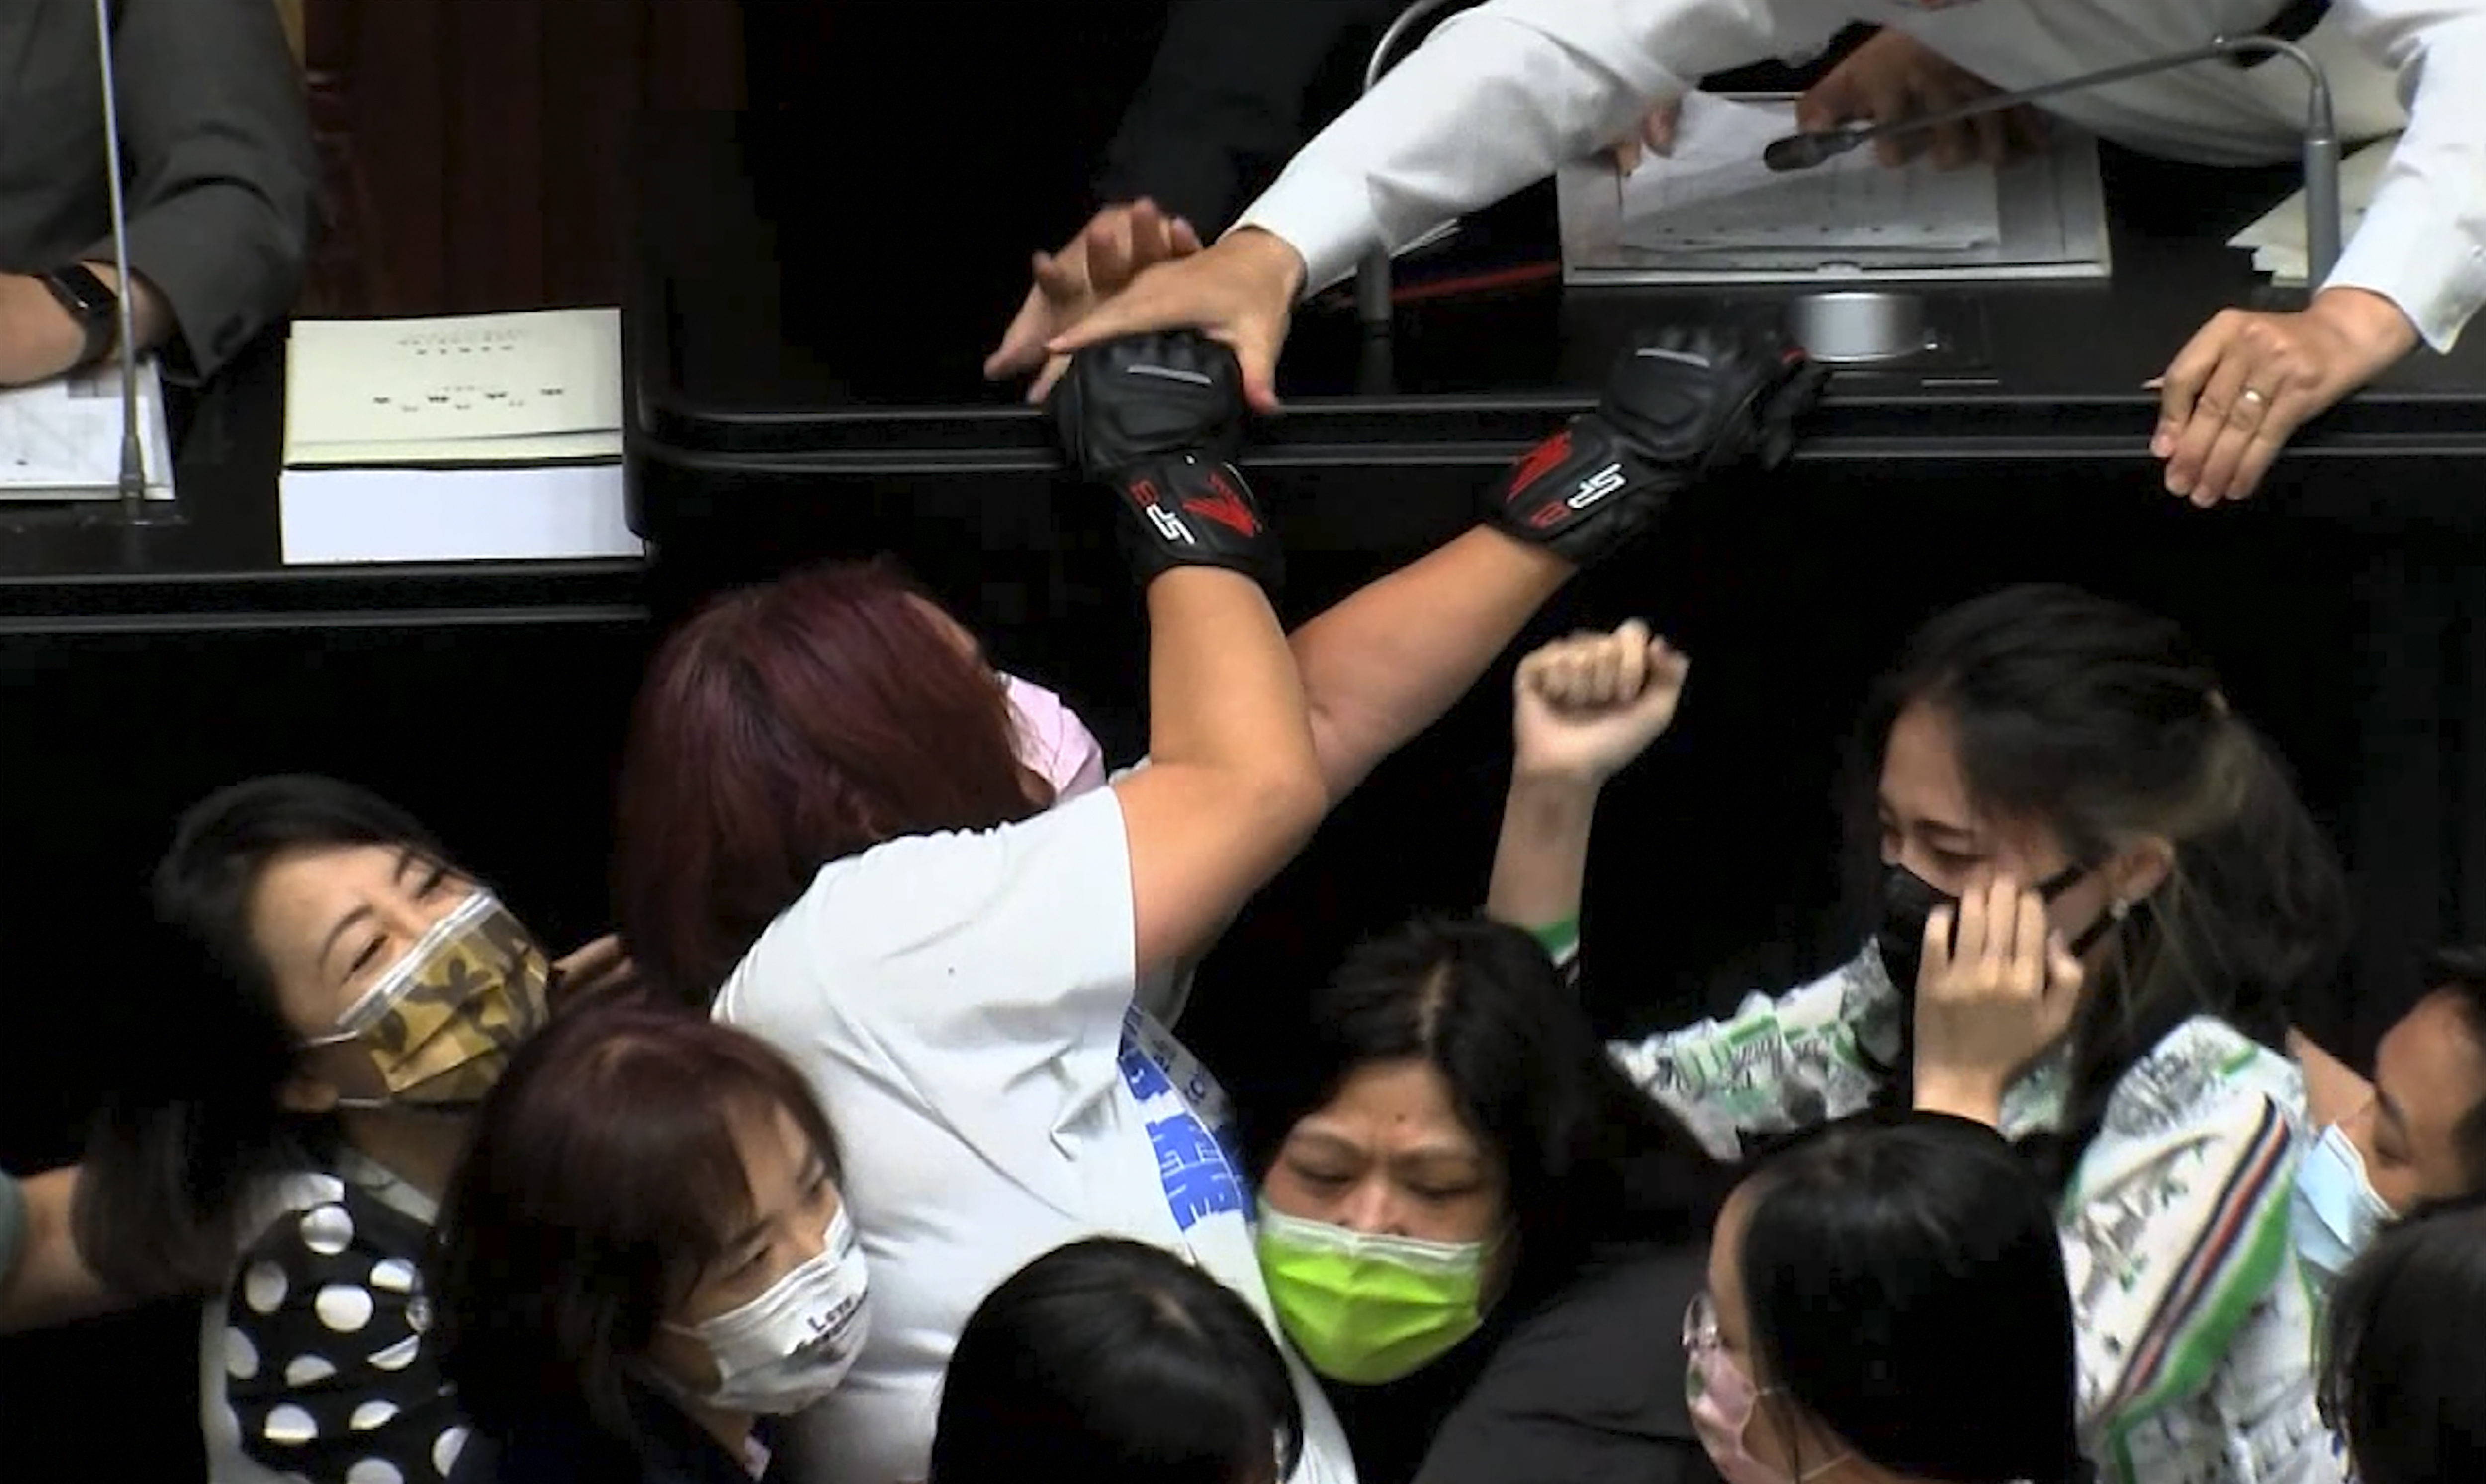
left=428, top=1001, right=844, bottom=1450
left=614, top=559, right=1042, bottom=1002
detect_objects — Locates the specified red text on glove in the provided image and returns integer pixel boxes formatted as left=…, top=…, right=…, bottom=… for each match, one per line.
left=1183, top=469, right=1261, bottom=538
left=1506, top=429, right=1573, bottom=500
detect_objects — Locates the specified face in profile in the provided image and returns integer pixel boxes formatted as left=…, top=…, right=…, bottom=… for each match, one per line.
left=2345, top=990, right=2486, bottom=1212
left=1691, top=1185, right=1852, bottom=1480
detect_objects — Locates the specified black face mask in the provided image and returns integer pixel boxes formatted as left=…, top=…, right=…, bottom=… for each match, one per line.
left=1873, top=861, right=2118, bottom=996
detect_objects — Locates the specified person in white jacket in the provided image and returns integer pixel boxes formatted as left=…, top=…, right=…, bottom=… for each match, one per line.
left=1042, top=0, right=2485, bottom=509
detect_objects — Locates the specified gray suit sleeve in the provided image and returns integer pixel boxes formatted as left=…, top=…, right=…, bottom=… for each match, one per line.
left=0, top=1171, right=26, bottom=1313
left=77, top=0, right=320, bottom=381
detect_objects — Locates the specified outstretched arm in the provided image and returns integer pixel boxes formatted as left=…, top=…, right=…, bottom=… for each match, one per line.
left=1292, top=529, right=1572, bottom=807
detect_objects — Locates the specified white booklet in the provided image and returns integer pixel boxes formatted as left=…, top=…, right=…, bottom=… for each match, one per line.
left=283, top=308, right=624, bottom=467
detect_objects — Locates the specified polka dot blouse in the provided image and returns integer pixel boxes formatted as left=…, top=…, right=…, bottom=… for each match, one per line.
left=215, top=1169, right=465, bottom=1484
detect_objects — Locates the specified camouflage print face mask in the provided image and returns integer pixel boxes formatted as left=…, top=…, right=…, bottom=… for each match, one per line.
left=303, top=890, right=552, bottom=1109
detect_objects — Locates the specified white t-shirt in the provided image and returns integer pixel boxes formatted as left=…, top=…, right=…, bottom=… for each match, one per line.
left=713, top=787, right=1356, bottom=1484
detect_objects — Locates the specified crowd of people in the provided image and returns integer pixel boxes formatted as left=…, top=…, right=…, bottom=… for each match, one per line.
left=4, top=1, right=2484, bottom=1481
left=4, top=318, right=2484, bottom=1484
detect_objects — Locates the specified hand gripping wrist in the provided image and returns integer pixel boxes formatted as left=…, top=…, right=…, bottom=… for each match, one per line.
left=1051, top=331, right=1283, bottom=591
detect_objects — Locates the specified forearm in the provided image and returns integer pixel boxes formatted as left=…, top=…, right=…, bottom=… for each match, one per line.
left=108, top=184, right=314, bottom=382
left=1293, top=528, right=1571, bottom=804
left=0, top=1168, right=127, bottom=1334
left=2320, top=17, right=2486, bottom=352
left=1487, top=772, right=1601, bottom=933
left=1233, top=1, right=1669, bottom=291
left=1234, top=0, right=1839, bottom=290
left=0, top=266, right=167, bottom=387
left=1147, top=570, right=1321, bottom=789
left=1912, top=1074, right=2005, bottom=1129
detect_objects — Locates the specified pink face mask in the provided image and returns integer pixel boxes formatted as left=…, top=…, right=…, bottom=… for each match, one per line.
left=1684, top=1294, right=1850, bottom=1484
left=1003, top=673, right=1107, bottom=801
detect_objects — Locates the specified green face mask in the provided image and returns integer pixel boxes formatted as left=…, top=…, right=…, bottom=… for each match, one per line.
left=1254, top=1199, right=1487, bottom=1385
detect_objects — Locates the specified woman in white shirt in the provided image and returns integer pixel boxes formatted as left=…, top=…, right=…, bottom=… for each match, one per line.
left=1493, top=588, right=2352, bottom=1484
left=604, top=328, right=1791, bottom=1484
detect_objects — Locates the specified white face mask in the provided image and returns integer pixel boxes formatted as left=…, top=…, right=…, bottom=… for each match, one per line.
left=1003, top=673, right=1107, bottom=801
left=666, top=1205, right=871, bottom=1415
left=2290, top=1120, right=2396, bottom=1292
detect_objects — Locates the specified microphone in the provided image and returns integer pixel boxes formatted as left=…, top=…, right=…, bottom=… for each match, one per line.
left=1762, top=35, right=2342, bottom=284
left=92, top=0, right=159, bottom=525
left=1355, top=0, right=1465, bottom=332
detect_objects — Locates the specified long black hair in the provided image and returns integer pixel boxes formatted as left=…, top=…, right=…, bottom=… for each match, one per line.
left=930, top=1237, right=1305, bottom=1484
left=1736, top=1110, right=2086, bottom=1484
left=1246, top=914, right=1728, bottom=1304
left=74, top=776, right=450, bottom=1295
left=2319, top=1193, right=2486, bottom=1484
left=1850, top=585, right=2349, bottom=1188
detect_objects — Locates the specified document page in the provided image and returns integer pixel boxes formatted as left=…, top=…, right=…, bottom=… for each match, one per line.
left=0, top=361, right=177, bottom=499
left=284, top=308, right=622, bottom=464
left=1619, top=94, right=2002, bottom=253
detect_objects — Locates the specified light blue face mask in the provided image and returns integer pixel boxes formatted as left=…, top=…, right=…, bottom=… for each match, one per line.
left=2290, top=1122, right=2395, bottom=1292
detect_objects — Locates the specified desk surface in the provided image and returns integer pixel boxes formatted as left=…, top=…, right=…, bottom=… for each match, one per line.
left=630, top=115, right=2484, bottom=481
left=0, top=331, right=644, bottom=629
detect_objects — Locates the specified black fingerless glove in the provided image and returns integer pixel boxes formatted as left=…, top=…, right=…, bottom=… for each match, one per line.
left=1482, top=324, right=1828, bottom=568
left=1050, top=331, right=1284, bottom=593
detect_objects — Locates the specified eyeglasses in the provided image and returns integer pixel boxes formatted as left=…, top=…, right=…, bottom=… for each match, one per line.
left=1683, top=1290, right=1721, bottom=1357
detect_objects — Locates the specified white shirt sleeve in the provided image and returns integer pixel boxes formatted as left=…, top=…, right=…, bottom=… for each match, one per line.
left=1232, top=0, right=1857, bottom=293
left=2323, top=0, right=2486, bottom=350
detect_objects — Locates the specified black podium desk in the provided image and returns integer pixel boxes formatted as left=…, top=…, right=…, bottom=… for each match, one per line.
left=626, top=113, right=2483, bottom=1069
left=0, top=337, right=645, bottom=628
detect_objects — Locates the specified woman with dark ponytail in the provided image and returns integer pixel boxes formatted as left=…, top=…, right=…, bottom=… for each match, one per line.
left=1489, top=587, right=2348, bottom=1484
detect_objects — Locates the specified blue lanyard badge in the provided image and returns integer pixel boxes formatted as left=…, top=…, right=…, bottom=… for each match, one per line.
left=1116, top=1007, right=1250, bottom=1232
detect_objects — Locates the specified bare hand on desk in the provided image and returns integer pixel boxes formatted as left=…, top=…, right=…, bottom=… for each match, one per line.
left=2151, top=288, right=2419, bottom=505
left=0, top=273, right=92, bottom=387
left=984, top=199, right=1203, bottom=403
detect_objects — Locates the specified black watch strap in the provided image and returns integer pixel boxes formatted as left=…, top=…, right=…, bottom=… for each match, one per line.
left=39, top=264, right=119, bottom=368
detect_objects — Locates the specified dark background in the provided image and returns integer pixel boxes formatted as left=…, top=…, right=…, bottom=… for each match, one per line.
left=5, top=4, right=2481, bottom=1480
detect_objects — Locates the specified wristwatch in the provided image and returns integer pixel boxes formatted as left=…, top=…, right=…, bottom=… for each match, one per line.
left=37, top=263, right=120, bottom=369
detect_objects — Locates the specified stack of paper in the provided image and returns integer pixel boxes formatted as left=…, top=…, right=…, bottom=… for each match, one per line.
left=1620, top=94, right=2002, bottom=254
left=279, top=308, right=639, bottom=565
left=2226, top=138, right=2395, bottom=287
left=283, top=308, right=623, bottom=466
left=0, top=361, right=177, bottom=502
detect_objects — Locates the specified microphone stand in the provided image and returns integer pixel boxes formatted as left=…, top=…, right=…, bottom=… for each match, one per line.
left=1354, top=0, right=1464, bottom=333
left=1763, top=35, right=2341, bottom=286
left=94, top=0, right=174, bottom=533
